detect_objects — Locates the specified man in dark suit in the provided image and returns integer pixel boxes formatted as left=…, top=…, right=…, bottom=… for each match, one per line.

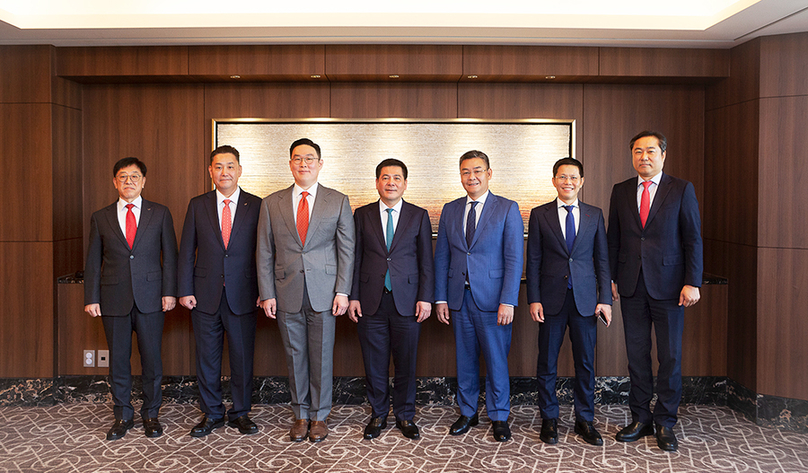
left=84, top=157, right=178, bottom=440
left=434, top=150, right=524, bottom=442
left=608, top=131, right=703, bottom=452
left=526, top=157, right=612, bottom=446
left=257, top=138, right=355, bottom=443
left=348, top=159, right=434, bottom=440
left=178, top=145, right=262, bottom=438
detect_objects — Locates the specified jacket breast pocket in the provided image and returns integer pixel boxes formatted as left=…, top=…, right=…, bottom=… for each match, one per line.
left=325, top=264, right=337, bottom=275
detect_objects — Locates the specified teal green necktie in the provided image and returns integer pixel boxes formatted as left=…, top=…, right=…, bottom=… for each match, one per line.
left=385, top=208, right=394, bottom=291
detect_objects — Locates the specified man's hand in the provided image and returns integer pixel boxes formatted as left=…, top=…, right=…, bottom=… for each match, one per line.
left=162, top=296, right=177, bottom=312
left=436, top=303, right=450, bottom=324
left=179, top=295, right=197, bottom=310
left=415, top=301, right=432, bottom=323
left=529, top=302, right=544, bottom=323
left=260, top=298, right=277, bottom=319
left=348, top=300, right=362, bottom=323
left=85, top=303, right=101, bottom=317
left=497, top=304, right=514, bottom=326
left=679, top=285, right=701, bottom=307
left=332, top=294, right=349, bottom=316
left=595, top=304, right=612, bottom=327
left=611, top=282, right=619, bottom=302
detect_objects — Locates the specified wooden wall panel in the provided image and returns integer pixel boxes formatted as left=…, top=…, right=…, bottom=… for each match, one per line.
left=189, top=45, right=325, bottom=81
left=463, top=46, right=599, bottom=81
left=760, top=32, right=808, bottom=98
left=758, top=96, right=808, bottom=249
left=756, top=248, right=808, bottom=400
left=599, top=48, right=729, bottom=78
left=0, top=104, right=53, bottom=241
left=0, top=45, right=52, bottom=103
left=57, top=47, right=189, bottom=79
left=52, top=105, right=83, bottom=242
left=58, top=281, right=110, bottom=375
left=0, top=242, right=54, bottom=377
left=325, top=45, right=462, bottom=81
left=330, top=83, right=458, bottom=119
left=682, top=284, right=728, bottom=376
left=706, top=39, right=760, bottom=111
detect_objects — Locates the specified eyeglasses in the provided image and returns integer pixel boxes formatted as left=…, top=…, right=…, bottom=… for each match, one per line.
left=554, top=175, right=580, bottom=183
left=291, top=156, right=318, bottom=165
left=116, top=174, right=142, bottom=183
left=460, top=169, right=488, bottom=178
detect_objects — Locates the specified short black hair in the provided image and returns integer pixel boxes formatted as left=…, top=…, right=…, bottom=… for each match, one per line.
left=113, top=157, right=146, bottom=177
left=210, top=145, right=240, bottom=163
left=553, top=157, right=584, bottom=177
left=375, top=159, right=408, bottom=180
left=459, top=150, right=490, bottom=169
left=290, top=138, right=321, bottom=159
left=630, top=131, right=667, bottom=153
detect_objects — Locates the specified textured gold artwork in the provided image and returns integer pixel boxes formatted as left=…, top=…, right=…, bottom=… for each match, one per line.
left=215, top=119, right=573, bottom=232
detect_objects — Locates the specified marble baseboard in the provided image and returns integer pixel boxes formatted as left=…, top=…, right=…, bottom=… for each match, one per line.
left=2, top=375, right=804, bottom=431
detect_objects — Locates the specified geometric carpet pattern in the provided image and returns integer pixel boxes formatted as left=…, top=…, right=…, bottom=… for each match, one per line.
left=1, top=403, right=806, bottom=472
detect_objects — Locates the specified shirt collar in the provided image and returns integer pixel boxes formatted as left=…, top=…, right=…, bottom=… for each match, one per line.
left=118, top=195, right=142, bottom=211
left=638, top=172, right=663, bottom=187
left=216, top=186, right=240, bottom=206
left=294, top=182, right=319, bottom=199
left=379, top=198, right=404, bottom=214
left=556, top=197, right=579, bottom=209
left=466, top=190, right=490, bottom=206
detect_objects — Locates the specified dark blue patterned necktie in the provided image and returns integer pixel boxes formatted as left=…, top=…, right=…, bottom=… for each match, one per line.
left=565, top=205, right=575, bottom=289
left=466, top=201, right=478, bottom=248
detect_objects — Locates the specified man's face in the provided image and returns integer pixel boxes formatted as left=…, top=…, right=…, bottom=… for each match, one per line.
left=460, top=157, right=492, bottom=200
left=632, top=136, right=666, bottom=179
left=552, top=164, right=584, bottom=204
left=290, top=144, right=322, bottom=188
left=376, top=166, right=408, bottom=206
left=209, top=152, right=242, bottom=197
left=113, top=164, right=146, bottom=202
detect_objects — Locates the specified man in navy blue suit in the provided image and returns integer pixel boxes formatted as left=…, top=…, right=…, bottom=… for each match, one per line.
left=434, top=150, right=524, bottom=442
left=608, top=131, right=703, bottom=452
left=178, top=145, right=262, bottom=438
left=526, top=157, right=612, bottom=446
left=349, top=159, right=434, bottom=440
left=84, top=157, right=178, bottom=440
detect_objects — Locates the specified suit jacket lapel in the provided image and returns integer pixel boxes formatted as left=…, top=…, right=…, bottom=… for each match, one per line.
left=278, top=185, right=302, bottom=247
left=469, top=193, right=496, bottom=248
left=544, top=203, right=568, bottom=253
left=204, top=191, right=226, bottom=250
left=645, top=174, right=672, bottom=228
left=104, top=202, right=129, bottom=249
left=229, top=189, right=253, bottom=244
left=370, top=202, right=388, bottom=253
left=306, top=186, right=330, bottom=248
left=575, top=203, right=595, bottom=252
left=132, top=199, right=154, bottom=251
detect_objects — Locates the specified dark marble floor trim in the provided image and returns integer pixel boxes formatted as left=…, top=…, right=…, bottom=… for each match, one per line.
left=2, top=375, right=805, bottom=431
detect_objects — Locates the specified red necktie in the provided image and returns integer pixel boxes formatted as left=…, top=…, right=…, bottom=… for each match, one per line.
left=125, top=203, right=137, bottom=249
left=297, top=191, right=309, bottom=246
left=222, top=199, right=232, bottom=249
left=640, top=181, right=652, bottom=228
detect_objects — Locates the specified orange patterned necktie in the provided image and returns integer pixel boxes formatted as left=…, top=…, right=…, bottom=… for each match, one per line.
left=222, top=199, right=232, bottom=248
left=297, top=191, right=309, bottom=246
left=125, top=203, right=136, bottom=249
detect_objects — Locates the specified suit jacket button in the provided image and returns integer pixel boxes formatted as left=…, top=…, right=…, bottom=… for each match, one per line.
left=129, top=255, right=134, bottom=259
left=467, top=252, right=471, bottom=255
left=569, top=258, right=573, bottom=263
left=224, top=254, right=229, bottom=258
left=387, top=257, right=391, bottom=261
left=641, top=237, right=645, bottom=241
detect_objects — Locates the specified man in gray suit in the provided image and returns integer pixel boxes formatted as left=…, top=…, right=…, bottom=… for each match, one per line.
left=257, top=138, right=355, bottom=443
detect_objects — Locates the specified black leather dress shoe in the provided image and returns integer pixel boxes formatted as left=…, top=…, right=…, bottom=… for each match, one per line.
left=396, top=419, right=420, bottom=439
left=539, top=418, right=558, bottom=444
left=228, top=415, right=258, bottom=435
left=363, top=416, right=387, bottom=439
left=449, top=413, right=479, bottom=436
left=143, top=418, right=163, bottom=438
left=190, top=415, right=225, bottom=438
left=655, top=424, right=678, bottom=452
left=492, top=421, right=511, bottom=442
left=106, top=419, right=134, bottom=441
left=574, top=420, right=603, bottom=446
left=615, top=421, right=654, bottom=442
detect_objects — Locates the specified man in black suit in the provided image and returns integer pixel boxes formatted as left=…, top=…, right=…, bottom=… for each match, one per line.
left=84, top=157, right=178, bottom=440
left=348, top=159, right=434, bottom=440
left=178, top=145, right=262, bottom=437
left=608, top=131, right=703, bottom=452
left=526, top=158, right=612, bottom=446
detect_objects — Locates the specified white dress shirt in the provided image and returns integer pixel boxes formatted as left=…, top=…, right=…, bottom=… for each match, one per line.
left=293, top=182, right=318, bottom=220
left=556, top=198, right=580, bottom=239
left=117, top=196, right=142, bottom=236
left=463, top=190, right=489, bottom=236
left=379, top=199, right=403, bottom=242
left=636, top=172, right=663, bottom=211
left=216, top=186, right=240, bottom=230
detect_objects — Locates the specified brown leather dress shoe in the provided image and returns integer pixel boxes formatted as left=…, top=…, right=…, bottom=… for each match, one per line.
left=309, top=420, right=329, bottom=442
left=290, top=418, right=309, bottom=442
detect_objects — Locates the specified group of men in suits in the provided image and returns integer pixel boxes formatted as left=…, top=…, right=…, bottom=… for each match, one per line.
left=84, top=130, right=702, bottom=452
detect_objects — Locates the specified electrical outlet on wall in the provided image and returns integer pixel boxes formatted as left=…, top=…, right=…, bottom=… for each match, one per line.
left=97, top=350, right=109, bottom=368
left=83, top=350, right=95, bottom=367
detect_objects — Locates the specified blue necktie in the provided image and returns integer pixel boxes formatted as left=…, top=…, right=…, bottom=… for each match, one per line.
left=466, top=201, right=478, bottom=248
left=564, top=205, right=576, bottom=289
left=384, top=208, right=394, bottom=291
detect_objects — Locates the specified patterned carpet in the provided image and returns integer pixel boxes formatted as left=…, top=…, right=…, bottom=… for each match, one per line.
left=0, top=403, right=806, bottom=473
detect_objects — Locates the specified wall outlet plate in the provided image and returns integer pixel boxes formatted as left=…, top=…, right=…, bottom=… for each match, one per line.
left=97, top=350, right=109, bottom=368
left=83, top=350, right=95, bottom=367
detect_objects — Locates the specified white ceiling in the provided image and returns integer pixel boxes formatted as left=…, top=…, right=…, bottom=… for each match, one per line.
left=0, top=0, right=807, bottom=48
